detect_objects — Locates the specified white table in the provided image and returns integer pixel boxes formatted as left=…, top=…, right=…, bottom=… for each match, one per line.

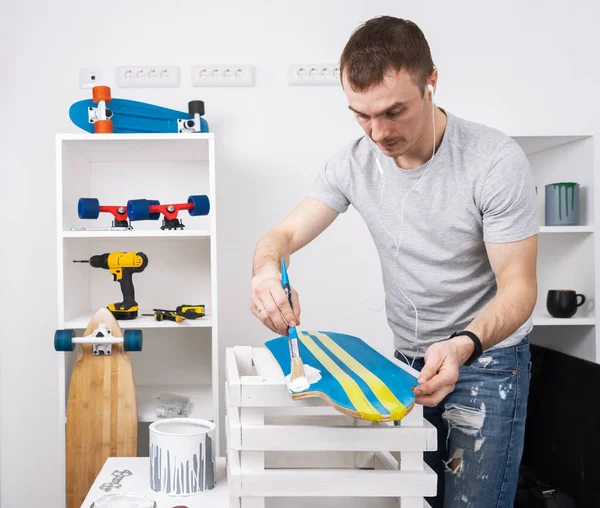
left=82, top=456, right=416, bottom=508
left=82, top=457, right=229, bottom=508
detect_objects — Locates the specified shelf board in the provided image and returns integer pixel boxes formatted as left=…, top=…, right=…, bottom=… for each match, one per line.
left=512, top=135, right=591, bottom=155
left=136, top=384, right=213, bottom=423
left=533, top=316, right=596, bottom=326
left=57, top=133, right=213, bottom=163
left=63, top=228, right=211, bottom=239
left=57, top=133, right=214, bottom=142
left=539, top=226, right=594, bottom=234
left=64, top=312, right=213, bottom=329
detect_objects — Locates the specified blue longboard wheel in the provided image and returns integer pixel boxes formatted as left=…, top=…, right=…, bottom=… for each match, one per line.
left=148, top=200, right=161, bottom=221
left=123, top=329, right=143, bottom=351
left=78, top=198, right=100, bottom=219
left=188, top=195, right=210, bottom=216
left=127, top=199, right=151, bottom=221
left=54, top=330, right=75, bottom=352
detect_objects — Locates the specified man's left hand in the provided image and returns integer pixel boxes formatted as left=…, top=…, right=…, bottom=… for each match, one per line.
left=413, top=336, right=474, bottom=407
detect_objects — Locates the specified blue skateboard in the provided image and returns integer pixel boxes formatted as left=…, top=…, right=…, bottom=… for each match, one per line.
left=265, top=331, right=418, bottom=422
left=69, top=86, right=209, bottom=134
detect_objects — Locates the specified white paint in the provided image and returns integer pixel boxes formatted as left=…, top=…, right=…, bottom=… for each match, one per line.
left=461, top=494, right=469, bottom=503
left=476, top=356, right=493, bottom=368
left=91, top=493, right=155, bottom=507
left=3, top=2, right=600, bottom=505
left=149, top=418, right=215, bottom=495
left=470, top=383, right=480, bottom=397
left=499, top=383, right=513, bottom=400
left=285, top=364, right=321, bottom=392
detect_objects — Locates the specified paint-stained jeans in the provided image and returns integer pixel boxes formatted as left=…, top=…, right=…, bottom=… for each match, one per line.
left=395, top=337, right=531, bottom=508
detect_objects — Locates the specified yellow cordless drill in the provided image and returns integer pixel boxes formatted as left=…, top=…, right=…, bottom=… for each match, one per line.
left=74, top=252, right=148, bottom=320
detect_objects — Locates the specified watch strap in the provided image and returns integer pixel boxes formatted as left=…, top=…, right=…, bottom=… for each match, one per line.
left=449, top=330, right=483, bottom=366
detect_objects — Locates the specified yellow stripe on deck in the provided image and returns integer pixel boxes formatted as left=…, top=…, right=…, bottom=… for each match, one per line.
left=309, top=331, right=408, bottom=421
left=297, top=332, right=381, bottom=421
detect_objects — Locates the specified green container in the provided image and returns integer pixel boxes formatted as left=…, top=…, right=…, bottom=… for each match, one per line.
left=545, top=182, right=580, bottom=226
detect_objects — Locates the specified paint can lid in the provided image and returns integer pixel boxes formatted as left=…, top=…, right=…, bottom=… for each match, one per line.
left=90, top=493, right=156, bottom=508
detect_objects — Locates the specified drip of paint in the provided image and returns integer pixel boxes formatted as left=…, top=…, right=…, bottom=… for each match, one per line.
left=286, top=364, right=321, bottom=392
left=553, top=182, right=577, bottom=220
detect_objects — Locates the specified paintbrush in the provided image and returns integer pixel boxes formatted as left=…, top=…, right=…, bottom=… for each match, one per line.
left=281, top=258, right=308, bottom=391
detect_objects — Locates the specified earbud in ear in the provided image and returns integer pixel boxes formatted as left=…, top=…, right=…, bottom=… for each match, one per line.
left=427, top=84, right=435, bottom=104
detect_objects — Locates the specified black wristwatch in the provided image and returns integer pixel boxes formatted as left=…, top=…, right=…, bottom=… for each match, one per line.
left=449, top=330, right=483, bottom=366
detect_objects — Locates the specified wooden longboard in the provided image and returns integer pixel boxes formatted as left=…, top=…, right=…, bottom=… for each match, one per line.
left=65, top=309, right=137, bottom=508
left=265, top=331, right=418, bottom=422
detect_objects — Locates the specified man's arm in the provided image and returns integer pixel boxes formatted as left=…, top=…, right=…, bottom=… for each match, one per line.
left=415, top=234, right=538, bottom=406
left=251, top=197, right=339, bottom=335
left=451, top=235, right=538, bottom=363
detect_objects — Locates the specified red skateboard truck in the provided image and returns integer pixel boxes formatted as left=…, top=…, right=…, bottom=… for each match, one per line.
left=127, top=195, right=210, bottom=230
left=78, top=197, right=161, bottom=229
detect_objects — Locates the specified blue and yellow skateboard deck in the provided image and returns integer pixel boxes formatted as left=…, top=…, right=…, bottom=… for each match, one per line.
left=265, top=331, right=418, bottom=422
left=69, top=97, right=209, bottom=134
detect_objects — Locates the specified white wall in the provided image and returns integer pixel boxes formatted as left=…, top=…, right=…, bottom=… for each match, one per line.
left=1, top=0, right=599, bottom=505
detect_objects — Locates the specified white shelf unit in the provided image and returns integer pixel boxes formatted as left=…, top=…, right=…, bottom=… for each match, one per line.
left=512, top=134, right=597, bottom=362
left=539, top=226, right=594, bottom=234
left=63, top=229, right=212, bottom=238
left=55, top=133, right=219, bottom=504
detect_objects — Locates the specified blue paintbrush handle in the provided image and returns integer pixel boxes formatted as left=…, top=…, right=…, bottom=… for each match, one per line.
left=281, top=258, right=294, bottom=310
left=281, top=258, right=299, bottom=343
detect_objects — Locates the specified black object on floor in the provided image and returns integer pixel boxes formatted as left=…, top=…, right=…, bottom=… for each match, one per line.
left=520, top=345, right=600, bottom=507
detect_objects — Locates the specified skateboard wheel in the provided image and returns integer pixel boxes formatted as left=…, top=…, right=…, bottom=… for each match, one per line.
left=123, top=330, right=143, bottom=351
left=188, top=195, right=210, bottom=216
left=78, top=198, right=100, bottom=219
left=127, top=199, right=151, bottom=221
left=92, top=85, right=112, bottom=104
left=200, top=117, right=209, bottom=133
left=188, top=100, right=205, bottom=116
left=54, top=330, right=75, bottom=352
left=94, top=119, right=113, bottom=134
left=148, top=200, right=161, bottom=221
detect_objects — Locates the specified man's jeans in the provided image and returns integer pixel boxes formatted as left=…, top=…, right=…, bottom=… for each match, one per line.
left=395, top=338, right=531, bottom=508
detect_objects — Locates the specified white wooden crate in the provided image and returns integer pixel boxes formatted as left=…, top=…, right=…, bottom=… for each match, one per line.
left=225, top=346, right=437, bottom=508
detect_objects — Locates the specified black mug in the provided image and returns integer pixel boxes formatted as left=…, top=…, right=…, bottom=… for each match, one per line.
left=546, top=290, right=586, bottom=318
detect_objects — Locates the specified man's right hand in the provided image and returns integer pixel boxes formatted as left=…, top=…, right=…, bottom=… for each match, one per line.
left=249, top=197, right=339, bottom=335
left=251, top=269, right=301, bottom=336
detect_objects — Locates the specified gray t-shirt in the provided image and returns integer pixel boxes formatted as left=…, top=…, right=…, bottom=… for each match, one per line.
left=308, top=110, right=539, bottom=358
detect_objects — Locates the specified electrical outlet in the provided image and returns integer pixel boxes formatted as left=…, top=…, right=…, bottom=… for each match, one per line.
left=117, top=66, right=180, bottom=88
left=191, top=65, right=255, bottom=87
left=288, top=63, right=341, bottom=86
left=79, top=68, right=102, bottom=89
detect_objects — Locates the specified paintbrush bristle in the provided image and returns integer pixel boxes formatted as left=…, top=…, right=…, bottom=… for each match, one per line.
left=291, top=355, right=306, bottom=382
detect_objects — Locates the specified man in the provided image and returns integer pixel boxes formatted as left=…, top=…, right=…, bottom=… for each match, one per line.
left=250, top=16, right=538, bottom=508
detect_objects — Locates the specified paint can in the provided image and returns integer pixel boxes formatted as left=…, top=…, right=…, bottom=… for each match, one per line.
left=149, top=418, right=215, bottom=495
left=545, top=182, right=580, bottom=226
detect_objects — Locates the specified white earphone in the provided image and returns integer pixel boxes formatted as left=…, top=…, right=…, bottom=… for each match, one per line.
left=372, top=80, right=438, bottom=366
